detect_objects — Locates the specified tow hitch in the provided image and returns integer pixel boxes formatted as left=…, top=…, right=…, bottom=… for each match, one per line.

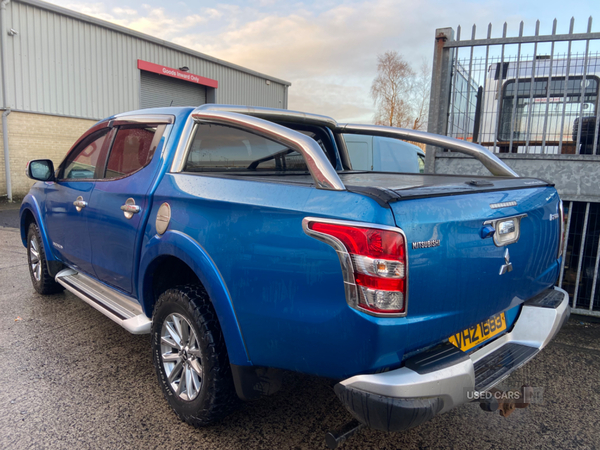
left=479, top=386, right=533, bottom=417
left=325, top=419, right=365, bottom=449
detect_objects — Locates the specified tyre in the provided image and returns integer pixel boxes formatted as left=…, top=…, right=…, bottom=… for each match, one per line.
left=151, top=285, right=238, bottom=427
left=26, top=222, right=64, bottom=295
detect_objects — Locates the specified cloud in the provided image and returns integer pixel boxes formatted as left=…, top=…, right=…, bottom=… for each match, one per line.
left=46, top=0, right=571, bottom=122
left=124, top=8, right=208, bottom=40
left=112, top=7, right=137, bottom=16
left=169, top=0, right=499, bottom=120
left=62, top=2, right=209, bottom=41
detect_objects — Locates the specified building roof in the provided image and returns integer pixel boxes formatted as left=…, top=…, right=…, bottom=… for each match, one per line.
left=17, top=0, right=292, bottom=87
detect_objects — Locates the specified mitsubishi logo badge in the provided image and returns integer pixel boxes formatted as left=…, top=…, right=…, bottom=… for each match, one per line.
left=499, top=248, right=513, bottom=275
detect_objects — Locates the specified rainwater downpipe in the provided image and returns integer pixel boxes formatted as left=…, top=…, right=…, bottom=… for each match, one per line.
left=1, top=0, right=12, bottom=202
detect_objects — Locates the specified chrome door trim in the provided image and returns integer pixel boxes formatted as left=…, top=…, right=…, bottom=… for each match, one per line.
left=121, top=198, right=141, bottom=219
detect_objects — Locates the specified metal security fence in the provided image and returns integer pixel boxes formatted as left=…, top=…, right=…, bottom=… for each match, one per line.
left=427, top=18, right=600, bottom=316
left=442, top=19, right=600, bottom=154
left=560, top=201, right=600, bottom=316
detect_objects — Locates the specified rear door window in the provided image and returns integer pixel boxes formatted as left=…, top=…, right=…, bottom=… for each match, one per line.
left=104, top=126, right=158, bottom=179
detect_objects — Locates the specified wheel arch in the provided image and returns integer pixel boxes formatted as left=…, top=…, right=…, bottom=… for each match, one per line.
left=19, top=195, right=56, bottom=260
left=139, top=230, right=250, bottom=366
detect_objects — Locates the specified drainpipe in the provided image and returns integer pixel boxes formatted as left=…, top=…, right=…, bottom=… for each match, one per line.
left=1, top=0, right=12, bottom=202
left=2, top=108, right=10, bottom=201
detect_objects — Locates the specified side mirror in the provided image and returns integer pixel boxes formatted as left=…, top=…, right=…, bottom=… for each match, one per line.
left=26, top=159, right=55, bottom=182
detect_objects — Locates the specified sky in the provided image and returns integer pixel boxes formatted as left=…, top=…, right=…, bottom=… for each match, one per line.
left=45, top=0, right=598, bottom=123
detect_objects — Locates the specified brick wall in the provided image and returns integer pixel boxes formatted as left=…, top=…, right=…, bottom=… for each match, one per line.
left=0, top=111, right=97, bottom=199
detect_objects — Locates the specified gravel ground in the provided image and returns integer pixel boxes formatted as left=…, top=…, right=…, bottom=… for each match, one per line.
left=0, top=225, right=599, bottom=449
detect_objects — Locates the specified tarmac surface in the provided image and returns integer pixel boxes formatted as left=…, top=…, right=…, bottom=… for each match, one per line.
left=0, top=211, right=599, bottom=449
left=0, top=201, right=19, bottom=228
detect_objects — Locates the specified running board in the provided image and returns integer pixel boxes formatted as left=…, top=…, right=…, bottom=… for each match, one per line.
left=56, top=268, right=151, bottom=334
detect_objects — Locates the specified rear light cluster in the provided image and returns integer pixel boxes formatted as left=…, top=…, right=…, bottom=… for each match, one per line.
left=304, top=218, right=407, bottom=316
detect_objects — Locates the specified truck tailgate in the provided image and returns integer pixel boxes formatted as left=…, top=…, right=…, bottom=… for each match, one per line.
left=389, top=185, right=561, bottom=354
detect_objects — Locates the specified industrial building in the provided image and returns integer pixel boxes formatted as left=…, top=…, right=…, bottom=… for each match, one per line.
left=0, top=0, right=290, bottom=199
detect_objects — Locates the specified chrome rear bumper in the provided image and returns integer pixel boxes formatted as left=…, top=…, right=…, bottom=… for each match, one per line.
left=335, top=287, right=570, bottom=432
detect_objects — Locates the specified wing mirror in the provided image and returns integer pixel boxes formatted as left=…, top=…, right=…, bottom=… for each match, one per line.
left=26, top=159, right=55, bottom=182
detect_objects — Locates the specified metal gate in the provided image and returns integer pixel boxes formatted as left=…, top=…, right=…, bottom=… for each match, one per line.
left=427, top=18, right=600, bottom=316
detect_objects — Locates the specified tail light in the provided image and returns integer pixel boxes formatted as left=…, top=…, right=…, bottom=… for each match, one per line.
left=303, top=218, right=408, bottom=316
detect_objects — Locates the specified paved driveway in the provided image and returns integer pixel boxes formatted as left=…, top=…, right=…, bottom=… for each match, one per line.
left=0, top=225, right=599, bottom=449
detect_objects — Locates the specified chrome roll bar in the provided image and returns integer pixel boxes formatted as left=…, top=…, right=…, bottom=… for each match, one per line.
left=189, top=110, right=346, bottom=191
left=196, top=104, right=339, bottom=129
left=173, top=105, right=518, bottom=182
left=338, top=123, right=519, bottom=178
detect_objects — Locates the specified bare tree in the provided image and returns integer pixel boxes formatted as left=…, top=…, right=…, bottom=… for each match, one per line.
left=411, top=60, right=431, bottom=131
left=371, top=52, right=430, bottom=131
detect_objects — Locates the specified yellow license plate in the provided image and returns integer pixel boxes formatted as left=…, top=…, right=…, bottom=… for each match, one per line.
left=448, top=313, right=507, bottom=352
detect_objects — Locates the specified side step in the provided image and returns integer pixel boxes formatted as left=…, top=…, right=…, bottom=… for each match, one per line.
left=56, top=268, right=151, bottom=334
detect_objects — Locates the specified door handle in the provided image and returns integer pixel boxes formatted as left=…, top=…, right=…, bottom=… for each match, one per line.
left=121, top=198, right=140, bottom=219
left=73, top=196, right=87, bottom=212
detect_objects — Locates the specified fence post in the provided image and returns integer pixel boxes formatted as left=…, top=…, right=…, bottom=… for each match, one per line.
left=425, top=27, right=455, bottom=174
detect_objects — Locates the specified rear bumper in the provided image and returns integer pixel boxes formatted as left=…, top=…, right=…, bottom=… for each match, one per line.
left=335, top=287, right=570, bottom=432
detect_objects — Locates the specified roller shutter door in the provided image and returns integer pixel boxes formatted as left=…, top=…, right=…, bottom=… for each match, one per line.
left=140, top=71, right=207, bottom=109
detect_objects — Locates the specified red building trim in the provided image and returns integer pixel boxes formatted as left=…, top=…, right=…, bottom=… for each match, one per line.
left=137, top=60, right=219, bottom=89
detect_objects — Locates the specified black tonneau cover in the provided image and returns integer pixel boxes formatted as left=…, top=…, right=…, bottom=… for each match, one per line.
left=215, top=171, right=552, bottom=205
left=340, top=172, right=552, bottom=203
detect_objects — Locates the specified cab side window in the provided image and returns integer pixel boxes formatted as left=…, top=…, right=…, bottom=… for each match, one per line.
left=61, top=129, right=110, bottom=180
left=184, top=123, right=308, bottom=173
left=105, top=126, right=158, bottom=179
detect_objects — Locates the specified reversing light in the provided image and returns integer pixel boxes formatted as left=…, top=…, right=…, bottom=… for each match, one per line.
left=484, top=214, right=527, bottom=247
left=303, top=218, right=407, bottom=316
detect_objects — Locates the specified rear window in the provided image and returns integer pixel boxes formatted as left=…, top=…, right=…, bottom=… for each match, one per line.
left=184, top=123, right=309, bottom=173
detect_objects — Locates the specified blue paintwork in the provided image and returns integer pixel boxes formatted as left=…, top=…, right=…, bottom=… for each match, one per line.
left=20, top=106, right=563, bottom=380
left=388, top=187, right=561, bottom=357
left=87, top=124, right=174, bottom=294
left=138, top=229, right=250, bottom=365
left=39, top=180, right=97, bottom=277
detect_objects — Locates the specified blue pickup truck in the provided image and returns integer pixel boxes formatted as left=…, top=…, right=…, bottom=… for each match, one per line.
left=20, top=104, right=569, bottom=437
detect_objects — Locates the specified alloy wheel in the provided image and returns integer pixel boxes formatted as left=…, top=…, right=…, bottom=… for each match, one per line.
left=29, top=236, right=42, bottom=282
left=160, top=313, right=203, bottom=401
